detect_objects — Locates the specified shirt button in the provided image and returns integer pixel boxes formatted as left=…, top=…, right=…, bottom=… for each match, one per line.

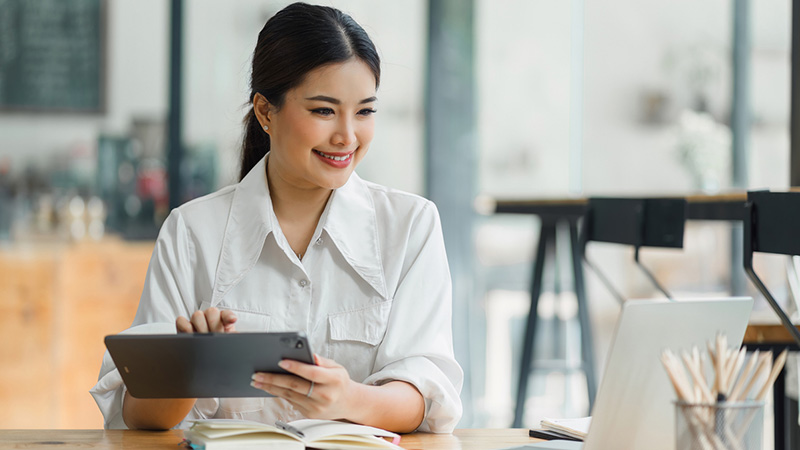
left=315, top=237, right=323, bottom=245
left=298, top=279, right=308, bottom=287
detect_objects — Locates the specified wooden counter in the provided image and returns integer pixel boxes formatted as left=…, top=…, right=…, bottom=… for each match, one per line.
left=0, top=238, right=154, bottom=429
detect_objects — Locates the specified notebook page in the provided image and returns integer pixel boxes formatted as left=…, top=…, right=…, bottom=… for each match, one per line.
left=290, top=419, right=399, bottom=441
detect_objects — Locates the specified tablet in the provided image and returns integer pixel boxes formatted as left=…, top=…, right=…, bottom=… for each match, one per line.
left=105, top=332, right=315, bottom=398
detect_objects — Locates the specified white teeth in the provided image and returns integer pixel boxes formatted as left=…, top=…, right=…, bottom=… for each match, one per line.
left=315, top=150, right=351, bottom=162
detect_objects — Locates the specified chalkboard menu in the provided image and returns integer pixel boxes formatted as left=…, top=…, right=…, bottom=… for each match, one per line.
left=0, top=0, right=105, bottom=112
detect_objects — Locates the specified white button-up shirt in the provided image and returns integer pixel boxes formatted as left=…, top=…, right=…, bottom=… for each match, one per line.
left=90, top=155, right=463, bottom=433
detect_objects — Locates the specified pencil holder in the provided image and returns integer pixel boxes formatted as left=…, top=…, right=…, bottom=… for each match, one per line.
left=674, top=401, right=764, bottom=450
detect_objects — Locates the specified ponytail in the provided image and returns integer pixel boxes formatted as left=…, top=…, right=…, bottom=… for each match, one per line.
left=239, top=107, right=269, bottom=181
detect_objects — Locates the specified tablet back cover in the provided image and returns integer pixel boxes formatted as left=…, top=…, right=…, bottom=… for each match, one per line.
left=105, top=332, right=314, bottom=398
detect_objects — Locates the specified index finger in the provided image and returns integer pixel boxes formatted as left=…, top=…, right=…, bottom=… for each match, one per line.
left=176, top=316, right=194, bottom=334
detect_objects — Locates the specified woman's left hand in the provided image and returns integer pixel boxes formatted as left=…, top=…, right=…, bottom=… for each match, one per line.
left=251, top=355, right=357, bottom=420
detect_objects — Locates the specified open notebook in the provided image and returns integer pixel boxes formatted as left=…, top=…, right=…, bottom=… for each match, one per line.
left=537, top=417, right=591, bottom=441
left=184, top=419, right=403, bottom=450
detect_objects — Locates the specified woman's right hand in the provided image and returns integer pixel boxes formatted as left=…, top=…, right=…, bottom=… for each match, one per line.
left=126, top=308, right=231, bottom=430
left=176, top=307, right=237, bottom=333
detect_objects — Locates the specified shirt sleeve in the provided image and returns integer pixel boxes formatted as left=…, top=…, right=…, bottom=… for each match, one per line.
left=131, top=209, right=197, bottom=325
left=363, top=201, right=464, bottom=433
left=89, top=210, right=219, bottom=429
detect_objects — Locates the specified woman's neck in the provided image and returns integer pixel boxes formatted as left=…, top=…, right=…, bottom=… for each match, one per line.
left=266, top=158, right=332, bottom=231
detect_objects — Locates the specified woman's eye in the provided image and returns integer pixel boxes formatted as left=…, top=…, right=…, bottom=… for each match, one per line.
left=311, top=108, right=334, bottom=116
left=358, top=108, right=377, bottom=116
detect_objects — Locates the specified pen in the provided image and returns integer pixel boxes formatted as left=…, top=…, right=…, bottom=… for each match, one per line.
left=275, top=420, right=305, bottom=438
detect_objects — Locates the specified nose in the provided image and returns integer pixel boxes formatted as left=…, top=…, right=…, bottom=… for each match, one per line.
left=331, top=116, right=356, bottom=148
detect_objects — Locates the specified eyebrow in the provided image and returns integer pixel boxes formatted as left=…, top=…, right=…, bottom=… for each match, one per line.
left=305, top=95, right=377, bottom=105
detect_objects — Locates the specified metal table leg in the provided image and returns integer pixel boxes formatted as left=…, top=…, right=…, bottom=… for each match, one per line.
left=570, top=220, right=596, bottom=411
left=513, top=222, right=555, bottom=428
left=513, top=218, right=596, bottom=427
left=774, top=368, right=787, bottom=450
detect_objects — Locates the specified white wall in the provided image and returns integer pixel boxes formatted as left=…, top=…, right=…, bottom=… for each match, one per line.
left=477, top=0, right=573, bottom=197
left=582, top=0, right=790, bottom=193
left=475, top=0, right=790, bottom=197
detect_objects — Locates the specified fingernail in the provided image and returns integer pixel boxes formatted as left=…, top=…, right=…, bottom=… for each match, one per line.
left=278, top=360, right=289, bottom=369
left=250, top=380, right=261, bottom=388
left=252, top=374, right=263, bottom=382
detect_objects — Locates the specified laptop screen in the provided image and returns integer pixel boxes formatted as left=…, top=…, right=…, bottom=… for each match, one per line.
left=584, top=297, right=753, bottom=450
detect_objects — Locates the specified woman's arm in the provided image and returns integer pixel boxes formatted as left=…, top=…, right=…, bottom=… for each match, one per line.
left=122, top=307, right=238, bottom=430
left=361, top=201, right=463, bottom=432
left=122, top=394, right=197, bottom=430
left=343, top=380, right=424, bottom=433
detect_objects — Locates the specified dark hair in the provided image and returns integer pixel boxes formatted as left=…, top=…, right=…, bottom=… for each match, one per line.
left=239, top=2, right=381, bottom=181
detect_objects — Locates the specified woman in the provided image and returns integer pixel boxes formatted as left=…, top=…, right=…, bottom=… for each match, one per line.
left=91, top=2, right=462, bottom=434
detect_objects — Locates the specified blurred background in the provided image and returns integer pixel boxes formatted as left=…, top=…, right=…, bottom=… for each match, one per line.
left=0, top=0, right=794, bottom=437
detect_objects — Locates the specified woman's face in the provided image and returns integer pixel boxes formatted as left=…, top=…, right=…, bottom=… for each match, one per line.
left=259, top=59, right=377, bottom=191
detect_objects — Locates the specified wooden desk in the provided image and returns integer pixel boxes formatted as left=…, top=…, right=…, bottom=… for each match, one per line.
left=0, top=429, right=541, bottom=450
left=744, top=323, right=800, bottom=349
left=494, top=192, right=748, bottom=221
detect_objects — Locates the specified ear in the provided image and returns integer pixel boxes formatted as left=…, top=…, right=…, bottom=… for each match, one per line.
left=252, top=93, right=273, bottom=129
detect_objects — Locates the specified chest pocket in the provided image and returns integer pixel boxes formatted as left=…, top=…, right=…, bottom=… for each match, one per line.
left=328, top=300, right=392, bottom=383
left=200, top=301, right=271, bottom=333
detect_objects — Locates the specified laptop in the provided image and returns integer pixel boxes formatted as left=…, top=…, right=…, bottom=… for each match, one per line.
left=523, top=297, right=754, bottom=450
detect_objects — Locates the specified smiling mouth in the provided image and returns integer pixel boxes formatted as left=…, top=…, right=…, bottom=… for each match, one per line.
left=313, top=150, right=353, bottom=162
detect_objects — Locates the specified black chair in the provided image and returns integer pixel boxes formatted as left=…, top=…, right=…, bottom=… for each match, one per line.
left=581, top=197, right=687, bottom=304
left=742, top=190, right=800, bottom=450
left=743, top=191, right=800, bottom=346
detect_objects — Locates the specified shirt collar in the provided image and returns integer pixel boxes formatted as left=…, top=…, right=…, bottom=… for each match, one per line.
left=211, top=155, right=387, bottom=305
left=323, top=172, right=387, bottom=299
left=211, top=155, right=272, bottom=305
